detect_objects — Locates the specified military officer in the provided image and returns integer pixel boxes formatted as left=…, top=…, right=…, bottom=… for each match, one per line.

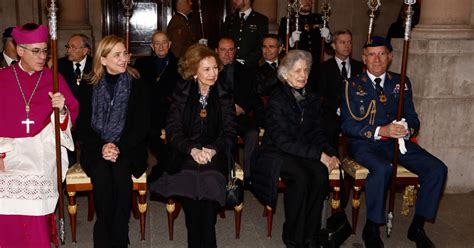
left=222, top=0, right=268, bottom=68
left=340, top=36, right=447, bottom=248
left=278, top=0, right=331, bottom=68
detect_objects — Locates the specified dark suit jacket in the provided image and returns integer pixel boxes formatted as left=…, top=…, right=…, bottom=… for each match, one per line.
left=341, top=71, right=420, bottom=147
left=134, top=52, right=180, bottom=136
left=0, top=55, right=8, bottom=68
left=255, top=62, right=280, bottom=97
left=167, top=12, right=197, bottom=58
left=221, top=62, right=264, bottom=132
left=222, top=10, right=268, bottom=67
left=77, top=75, right=151, bottom=178
left=58, top=55, right=93, bottom=98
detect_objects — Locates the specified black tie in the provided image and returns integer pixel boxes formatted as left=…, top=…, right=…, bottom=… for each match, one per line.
left=341, top=61, right=348, bottom=79
left=10, top=60, right=17, bottom=65
left=374, top=77, right=383, bottom=95
left=240, top=13, right=245, bottom=27
left=271, top=62, right=277, bottom=70
left=74, top=63, right=81, bottom=78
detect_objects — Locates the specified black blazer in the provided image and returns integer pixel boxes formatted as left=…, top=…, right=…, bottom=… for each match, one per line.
left=77, top=75, right=151, bottom=178
left=317, top=57, right=364, bottom=119
left=58, top=55, right=93, bottom=98
left=222, top=10, right=268, bottom=67
left=134, top=52, right=180, bottom=135
left=255, top=62, right=280, bottom=97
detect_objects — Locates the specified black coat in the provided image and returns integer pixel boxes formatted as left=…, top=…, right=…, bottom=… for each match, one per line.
left=134, top=53, right=180, bottom=136
left=222, top=10, right=269, bottom=67
left=251, top=84, right=335, bottom=209
left=162, top=79, right=237, bottom=175
left=77, top=75, right=151, bottom=178
left=58, top=55, right=93, bottom=98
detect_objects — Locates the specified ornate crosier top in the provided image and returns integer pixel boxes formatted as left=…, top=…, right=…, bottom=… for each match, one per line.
left=48, top=0, right=58, bottom=40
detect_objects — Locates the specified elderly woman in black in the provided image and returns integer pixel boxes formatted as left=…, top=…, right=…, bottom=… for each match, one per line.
left=251, top=49, right=340, bottom=248
left=151, top=44, right=236, bottom=248
left=77, top=35, right=150, bottom=247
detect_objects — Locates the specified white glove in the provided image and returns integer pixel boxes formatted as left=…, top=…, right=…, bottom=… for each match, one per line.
left=393, top=118, right=408, bottom=154
left=289, top=30, right=301, bottom=47
left=198, top=38, right=208, bottom=46
left=320, top=27, right=331, bottom=43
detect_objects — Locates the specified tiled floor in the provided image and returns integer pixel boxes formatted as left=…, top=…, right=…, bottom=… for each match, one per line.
left=61, top=190, right=474, bottom=247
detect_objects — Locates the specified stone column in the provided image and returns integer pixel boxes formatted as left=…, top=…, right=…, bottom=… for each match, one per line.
left=58, top=0, right=89, bottom=28
left=254, top=0, right=278, bottom=33
left=412, top=0, right=474, bottom=39
left=391, top=1, right=474, bottom=193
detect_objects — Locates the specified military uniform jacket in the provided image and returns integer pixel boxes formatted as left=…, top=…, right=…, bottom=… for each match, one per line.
left=167, top=12, right=197, bottom=58
left=278, top=13, right=326, bottom=60
left=341, top=72, right=419, bottom=145
left=222, top=10, right=268, bottom=67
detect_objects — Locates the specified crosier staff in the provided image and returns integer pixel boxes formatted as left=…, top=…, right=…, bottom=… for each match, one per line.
left=122, top=0, right=135, bottom=51
left=285, top=1, right=291, bottom=54
left=198, top=0, right=205, bottom=39
left=386, top=0, right=416, bottom=237
left=48, top=0, right=65, bottom=245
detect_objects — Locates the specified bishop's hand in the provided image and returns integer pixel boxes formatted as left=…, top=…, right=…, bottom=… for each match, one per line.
left=48, top=92, right=66, bottom=113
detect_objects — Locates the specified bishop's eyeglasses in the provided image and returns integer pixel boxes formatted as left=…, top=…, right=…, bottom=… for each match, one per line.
left=19, top=46, right=49, bottom=56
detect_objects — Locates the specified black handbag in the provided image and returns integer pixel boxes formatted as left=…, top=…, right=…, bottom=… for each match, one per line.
left=225, top=152, right=243, bottom=207
left=317, top=165, right=352, bottom=248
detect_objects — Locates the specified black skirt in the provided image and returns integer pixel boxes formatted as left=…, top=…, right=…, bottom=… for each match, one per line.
left=150, top=154, right=227, bottom=206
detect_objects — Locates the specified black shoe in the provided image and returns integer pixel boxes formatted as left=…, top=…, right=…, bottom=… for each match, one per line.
left=407, top=225, right=435, bottom=248
left=362, top=221, right=384, bottom=248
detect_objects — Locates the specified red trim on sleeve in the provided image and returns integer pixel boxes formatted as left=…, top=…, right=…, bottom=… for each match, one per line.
left=60, top=111, right=69, bottom=131
left=0, top=153, right=5, bottom=159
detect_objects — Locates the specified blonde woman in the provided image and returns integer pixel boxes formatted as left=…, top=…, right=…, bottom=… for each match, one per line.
left=77, top=35, right=150, bottom=247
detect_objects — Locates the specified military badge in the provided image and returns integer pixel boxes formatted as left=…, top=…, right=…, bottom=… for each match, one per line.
left=361, top=75, right=368, bottom=82
left=379, top=94, right=388, bottom=104
left=249, top=24, right=257, bottom=31
left=351, top=81, right=356, bottom=88
left=356, top=87, right=367, bottom=96
left=364, top=131, right=373, bottom=139
left=393, top=84, right=409, bottom=94
left=304, top=24, right=310, bottom=31
left=360, top=104, right=365, bottom=115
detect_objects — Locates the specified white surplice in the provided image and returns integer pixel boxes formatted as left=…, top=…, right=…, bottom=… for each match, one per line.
left=0, top=113, right=74, bottom=216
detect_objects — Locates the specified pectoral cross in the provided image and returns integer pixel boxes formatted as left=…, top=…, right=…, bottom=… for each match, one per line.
left=22, top=117, right=34, bottom=134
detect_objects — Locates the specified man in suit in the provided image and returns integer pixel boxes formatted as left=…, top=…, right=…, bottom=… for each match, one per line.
left=340, top=36, right=447, bottom=248
left=58, top=34, right=92, bottom=165
left=167, top=0, right=200, bottom=58
left=58, top=34, right=93, bottom=98
left=134, top=31, right=180, bottom=172
left=255, top=34, right=283, bottom=98
left=1, top=27, right=17, bottom=67
left=222, top=0, right=268, bottom=68
left=317, top=30, right=364, bottom=151
left=216, top=36, right=263, bottom=181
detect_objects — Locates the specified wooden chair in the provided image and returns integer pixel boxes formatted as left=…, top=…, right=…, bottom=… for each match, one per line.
left=166, top=162, right=245, bottom=240
left=341, top=158, right=419, bottom=234
left=263, top=168, right=343, bottom=238
left=65, top=163, right=148, bottom=242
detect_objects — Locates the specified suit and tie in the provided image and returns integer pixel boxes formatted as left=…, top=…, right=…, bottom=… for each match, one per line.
left=316, top=57, right=364, bottom=150
left=340, top=71, right=447, bottom=224
left=58, top=55, right=93, bottom=98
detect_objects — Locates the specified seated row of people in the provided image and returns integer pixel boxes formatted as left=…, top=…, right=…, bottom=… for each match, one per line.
left=0, top=23, right=446, bottom=248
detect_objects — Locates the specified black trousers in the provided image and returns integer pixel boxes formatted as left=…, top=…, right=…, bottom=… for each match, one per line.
left=90, top=160, right=133, bottom=248
left=279, top=155, right=329, bottom=247
left=181, top=198, right=220, bottom=248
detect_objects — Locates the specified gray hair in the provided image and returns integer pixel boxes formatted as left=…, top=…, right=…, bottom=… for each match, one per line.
left=277, top=49, right=312, bottom=82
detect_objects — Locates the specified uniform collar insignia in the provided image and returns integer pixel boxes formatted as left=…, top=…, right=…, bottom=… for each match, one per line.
left=361, top=75, right=368, bottom=82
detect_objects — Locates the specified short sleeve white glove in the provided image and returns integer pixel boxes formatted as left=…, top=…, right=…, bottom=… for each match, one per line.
left=320, top=27, right=331, bottom=43
left=393, top=118, right=408, bottom=154
left=289, top=30, right=302, bottom=47
left=198, top=38, right=208, bottom=46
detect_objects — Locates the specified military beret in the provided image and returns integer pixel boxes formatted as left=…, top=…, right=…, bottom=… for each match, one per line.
left=364, top=36, right=393, bottom=52
left=3, top=27, right=14, bottom=39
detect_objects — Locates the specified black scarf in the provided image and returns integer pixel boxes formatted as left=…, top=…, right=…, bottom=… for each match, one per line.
left=91, top=71, right=132, bottom=143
